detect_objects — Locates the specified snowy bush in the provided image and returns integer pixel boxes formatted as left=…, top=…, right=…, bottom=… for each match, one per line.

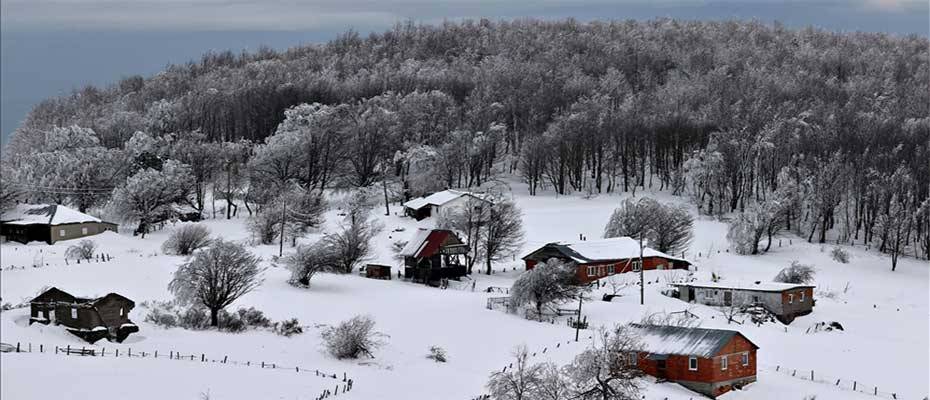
left=179, top=307, right=211, bottom=330
left=321, top=216, right=383, bottom=274
left=509, top=258, right=585, bottom=319
left=830, top=247, right=850, bottom=264
left=321, top=315, right=386, bottom=359
left=217, top=310, right=247, bottom=333
left=65, top=240, right=97, bottom=260
left=426, top=346, right=447, bottom=363
left=283, top=242, right=336, bottom=286
left=145, top=301, right=275, bottom=333
left=274, top=318, right=303, bottom=337
left=774, top=261, right=816, bottom=284
left=237, top=307, right=272, bottom=328
left=143, top=302, right=179, bottom=328
left=162, top=224, right=211, bottom=255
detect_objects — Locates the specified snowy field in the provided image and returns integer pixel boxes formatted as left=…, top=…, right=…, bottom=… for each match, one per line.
left=2, top=181, right=928, bottom=400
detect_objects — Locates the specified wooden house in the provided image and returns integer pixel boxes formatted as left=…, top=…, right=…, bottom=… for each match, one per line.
left=29, top=287, right=138, bottom=343
left=522, top=237, right=691, bottom=284
left=402, top=190, right=491, bottom=221
left=0, top=204, right=118, bottom=244
left=399, top=229, right=469, bottom=285
left=671, top=281, right=815, bottom=324
left=364, top=264, right=392, bottom=280
left=630, top=324, right=758, bottom=398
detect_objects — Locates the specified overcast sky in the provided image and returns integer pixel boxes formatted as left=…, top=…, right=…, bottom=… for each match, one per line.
left=1, top=0, right=928, bottom=144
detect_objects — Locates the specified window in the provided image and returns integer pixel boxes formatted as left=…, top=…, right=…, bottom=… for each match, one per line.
left=119, top=308, right=124, bottom=316
left=721, top=355, right=728, bottom=370
left=627, top=353, right=638, bottom=366
left=70, top=307, right=77, bottom=319
left=587, top=266, right=596, bottom=277
left=60, top=229, right=67, bottom=237
left=688, top=356, right=698, bottom=371
left=788, top=294, right=794, bottom=304
left=741, top=353, right=749, bottom=366
left=632, top=260, right=642, bottom=272
left=799, top=292, right=805, bottom=302
left=81, top=227, right=88, bottom=235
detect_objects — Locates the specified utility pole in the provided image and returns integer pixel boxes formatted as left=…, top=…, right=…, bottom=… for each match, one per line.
left=574, top=294, right=584, bottom=342
left=639, top=234, right=645, bottom=305
left=278, top=198, right=287, bottom=257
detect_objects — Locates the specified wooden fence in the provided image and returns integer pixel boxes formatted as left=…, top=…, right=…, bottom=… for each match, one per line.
left=763, top=363, right=919, bottom=400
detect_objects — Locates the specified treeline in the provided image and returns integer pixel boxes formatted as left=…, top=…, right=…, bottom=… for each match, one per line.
left=1, top=19, right=928, bottom=260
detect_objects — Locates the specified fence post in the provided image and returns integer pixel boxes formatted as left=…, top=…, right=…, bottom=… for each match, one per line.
left=853, top=381, right=857, bottom=391
left=101, top=348, right=105, bottom=356
left=40, top=344, right=43, bottom=353
left=116, top=348, right=119, bottom=357
left=128, top=348, right=132, bottom=357
left=223, top=355, right=227, bottom=364
left=16, top=342, right=20, bottom=352
left=201, top=354, right=205, bottom=362
left=875, top=387, right=878, bottom=395
left=836, top=379, right=840, bottom=386
left=155, top=351, right=158, bottom=358
left=66, top=345, right=70, bottom=354
left=262, top=362, right=265, bottom=368
left=811, top=370, right=814, bottom=381
left=28, top=343, right=31, bottom=352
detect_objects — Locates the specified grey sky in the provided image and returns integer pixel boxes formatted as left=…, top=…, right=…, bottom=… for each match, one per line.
left=1, top=0, right=928, bottom=145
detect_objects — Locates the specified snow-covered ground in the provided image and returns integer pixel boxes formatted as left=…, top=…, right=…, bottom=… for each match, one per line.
left=2, top=180, right=928, bottom=400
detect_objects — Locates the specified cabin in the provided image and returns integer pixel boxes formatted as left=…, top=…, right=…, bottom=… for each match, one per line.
left=630, top=324, right=758, bottom=398
left=671, top=281, right=815, bottom=324
left=522, top=237, right=691, bottom=284
left=0, top=204, right=118, bottom=244
left=29, top=287, right=138, bottom=343
left=402, top=190, right=492, bottom=221
left=399, top=228, right=469, bottom=285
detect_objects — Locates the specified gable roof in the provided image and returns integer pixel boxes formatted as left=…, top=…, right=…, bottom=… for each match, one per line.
left=524, top=237, right=690, bottom=264
left=1, top=204, right=102, bottom=226
left=671, top=281, right=815, bottom=292
left=402, top=190, right=492, bottom=210
left=630, top=324, right=759, bottom=358
left=399, top=228, right=466, bottom=258
left=30, top=287, right=133, bottom=308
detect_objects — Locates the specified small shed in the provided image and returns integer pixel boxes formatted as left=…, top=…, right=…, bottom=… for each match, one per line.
left=0, top=204, right=118, bottom=244
left=29, top=287, right=138, bottom=343
left=399, top=228, right=469, bottom=285
left=402, top=190, right=492, bottom=221
left=522, top=237, right=691, bottom=283
left=671, top=281, right=815, bottom=324
left=364, top=264, right=392, bottom=280
left=630, top=324, right=759, bottom=398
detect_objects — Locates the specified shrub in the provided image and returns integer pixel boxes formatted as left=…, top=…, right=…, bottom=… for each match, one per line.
left=179, top=307, right=211, bottom=330
left=144, top=305, right=179, bottom=328
left=274, top=318, right=304, bottom=337
left=65, top=240, right=97, bottom=260
left=284, top=242, right=336, bottom=286
left=218, top=310, right=247, bottom=333
left=774, top=261, right=816, bottom=284
left=162, top=224, right=211, bottom=255
left=145, top=301, right=275, bottom=333
left=830, top=247, right=850, bottom=264
left=321, top=315, right=386, bottom=359
left=426, top=346, right=447, bottom=362
left=237, top=307, right=272, bottom=328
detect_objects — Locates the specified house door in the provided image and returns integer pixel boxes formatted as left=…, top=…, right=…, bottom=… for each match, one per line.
left=49, top=309, right=56, bottom=323
left=724, top=291, right=733, bottom=306
left=656, top=360, right=667, bottom=379
left=688, top=288, right=695, bottom=303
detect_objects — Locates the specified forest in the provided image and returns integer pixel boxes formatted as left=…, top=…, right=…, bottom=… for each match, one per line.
left=1, top=18, right=928, bottom=263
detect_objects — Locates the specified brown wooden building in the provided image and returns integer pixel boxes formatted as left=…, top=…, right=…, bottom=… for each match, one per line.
left=671, top=281, right=815, bottom=324
left=630, top=324, right=758, bottom=398
left=29, top=287, right=138, bottom=343
left=399, top=229, right=469, bottom=285
left=522, top=237, right=691, bottom=284
left=1, top=204, right=118, bottom=244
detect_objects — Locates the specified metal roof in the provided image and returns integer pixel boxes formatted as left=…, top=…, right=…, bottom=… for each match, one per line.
left=671, top=281, right=815, bottom=292
left=630, top=324, right=758, bottom=358
left=524, top=237, right=690, bottom=264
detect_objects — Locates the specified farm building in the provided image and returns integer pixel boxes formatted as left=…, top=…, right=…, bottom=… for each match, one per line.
left=522, top=237, right=691, bottom=284
left=399, top=228, right=469, bottom=285
left=0, top=204, right=118, bottom=244
left=29, top=287, right=138, bottom=343
left=671, top=281, right=815, bottom=324
left=402, top=189, right=492, bottom=221
left=630, top=324, right=758, bottom=398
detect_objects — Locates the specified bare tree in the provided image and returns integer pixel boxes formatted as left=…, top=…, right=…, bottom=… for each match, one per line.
left=283, top=242, right=336, bottom=287
left=168, top=239, right=265, bottom=327
left=603, top=197, right=660, bottom=305
left=774, top=261, right=816, bottom=284
left=486, top=345, right=547, bottom=400
left=439, top=196, right=491, bottom=273
left=65, top=240, right=97, bottom=261
left=482, top=200, right=525, bottom=275
left=604, top=197, right=693, bottom=255
left=564, top=325, right=643, bottom=400
left=162, top=224, right=212, bottom=255
left=322, top=215, right=383, bottom=274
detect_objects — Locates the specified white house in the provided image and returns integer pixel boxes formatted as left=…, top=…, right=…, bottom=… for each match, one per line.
left=402, top=190, right=492, bottom=221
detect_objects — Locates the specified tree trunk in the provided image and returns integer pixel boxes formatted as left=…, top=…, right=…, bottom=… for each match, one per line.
left=210, top=308, right=219, bottom=327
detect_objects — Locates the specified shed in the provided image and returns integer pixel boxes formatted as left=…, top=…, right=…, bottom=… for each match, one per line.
left=522, top=237, right=691, bottom=283
left=364, top=264, right=392, bottom=280
left=402, top=190, right=492, bottom=220
left=0, top=204, right=118, bottom=244
left=671, top=281, right=815, bottom=324
left=400, top=228, right=469, bottom=285
left=29, top=287, right=138, bottom=343
left=630, top=324, right=759, bottom=398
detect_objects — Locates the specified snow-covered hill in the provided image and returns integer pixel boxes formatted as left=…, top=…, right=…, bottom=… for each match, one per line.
left=2, top=182, right=927, bottom=400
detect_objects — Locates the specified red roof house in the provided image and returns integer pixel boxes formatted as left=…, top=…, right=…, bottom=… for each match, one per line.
left=522, top=237, right=691, bottom=283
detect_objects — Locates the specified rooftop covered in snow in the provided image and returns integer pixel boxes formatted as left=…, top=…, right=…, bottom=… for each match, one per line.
left=630, top=324, right=758, bottom=358
left=402, top=189, right=491, bottom=210
left=0, top=204, right=105, bottom=226
left=524, top=237, right=690, bottom=264
left=670, top=281, right=815, bottom=292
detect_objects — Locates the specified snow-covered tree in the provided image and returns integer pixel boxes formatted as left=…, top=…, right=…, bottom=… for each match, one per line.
left=486, top=345, right=548, bottom=400
left=65, top=240, right=97, bottom=261
left=321, top=214, right=383, bottom=274
left=168, top=239, right=265, bottom=327
left=873, top=192, right=914, bottom=271
left=564, top=325, right=643, bottom=400
left=773, top=261, right=816, bottom=284
left=283, top=242, right=336, bottom=287
left=439, top=196, right=491, bottom=273
left=509, top=258, right=584, bottom=319
left=162, top=224, right=212, bottom=256
left=605, top=198, right=693, bottom=255
left=321, top=315, right=386, bottom=359
left=481, top=200, right=525, bottom=275
left=108, top=160, right=194, bottom=237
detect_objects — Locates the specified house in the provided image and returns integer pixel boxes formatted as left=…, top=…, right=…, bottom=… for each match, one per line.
left=399, top=228, right=469, bottom=285
left=522, top=237, right=691, bottom=284
left=670, top=281, right=815, bottom=324
left=0, top=204, right=118, bottom=244
left=630, top=324, right=758, bottom=398
left=29, top=287, right=139, bottom=343
left=402, top=189, right=492, bottom=221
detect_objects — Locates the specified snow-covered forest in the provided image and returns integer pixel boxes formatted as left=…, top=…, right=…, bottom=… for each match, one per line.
left=1, top=19, right=928, bottom=260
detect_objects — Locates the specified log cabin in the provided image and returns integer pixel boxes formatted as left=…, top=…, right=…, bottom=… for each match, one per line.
left=671, top=281, right=815, bottom=324
left=522, top=237, right=691, bottom=284
left=29, top=287, right=138, bottom=343
left=630, top=324, right=758, bottom=398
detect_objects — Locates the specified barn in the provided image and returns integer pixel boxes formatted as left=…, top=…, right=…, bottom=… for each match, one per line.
left=630, top=324, right=759, bottom=398
left=0, top=204, right=118, bottom=244
left=402, top=190, right=491, bottom=221
left=522, top=237, right=691, bottom=284
left=399, top=228, right=470, bottom=285
left=29, top=287, right=138, bottom=343
left=671, top=281, right=815, bottom=324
